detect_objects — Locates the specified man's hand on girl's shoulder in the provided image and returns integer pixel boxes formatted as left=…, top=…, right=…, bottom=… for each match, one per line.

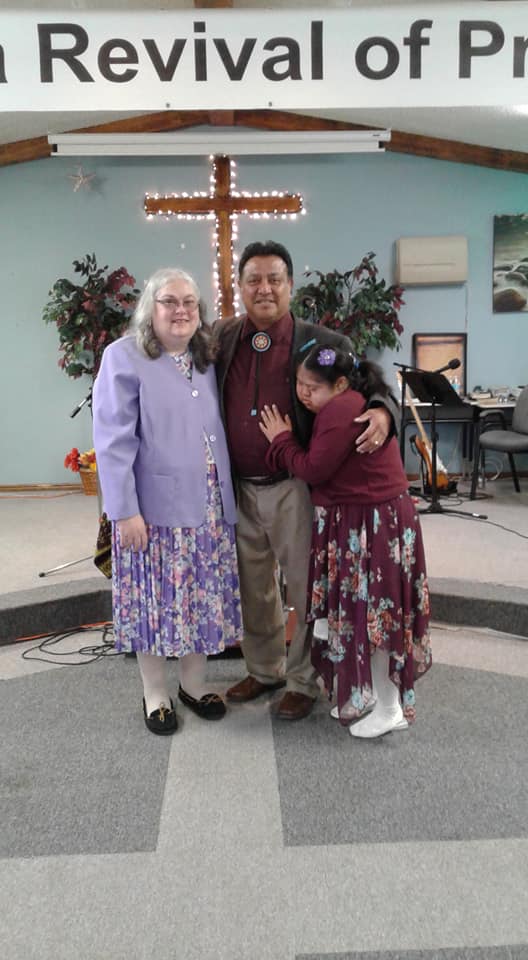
left=355, top=407, right=390, bottom=454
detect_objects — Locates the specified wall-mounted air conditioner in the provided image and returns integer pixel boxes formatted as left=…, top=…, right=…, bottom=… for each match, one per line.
left=396, top=235, right=468, bottom=285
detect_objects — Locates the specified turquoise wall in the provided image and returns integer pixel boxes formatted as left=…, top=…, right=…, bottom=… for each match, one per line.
left=1, top=149, right=527, bottom=484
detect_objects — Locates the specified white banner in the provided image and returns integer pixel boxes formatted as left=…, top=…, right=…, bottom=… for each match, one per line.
left=0, top=3, right=527, bottom=111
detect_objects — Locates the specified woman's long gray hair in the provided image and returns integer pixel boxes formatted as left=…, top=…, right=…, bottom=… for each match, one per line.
left=131, top=267, right=211, bottom=372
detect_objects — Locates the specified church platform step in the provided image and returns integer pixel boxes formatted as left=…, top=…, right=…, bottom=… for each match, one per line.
left=1, top=576, right=527, bottom=647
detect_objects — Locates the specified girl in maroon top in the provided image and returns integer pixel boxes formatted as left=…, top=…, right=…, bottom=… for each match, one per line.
left=260, top=341, right=432, bottom=739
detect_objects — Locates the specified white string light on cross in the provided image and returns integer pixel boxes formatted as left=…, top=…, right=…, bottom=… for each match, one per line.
left=144, top=154, right=305, bottom=321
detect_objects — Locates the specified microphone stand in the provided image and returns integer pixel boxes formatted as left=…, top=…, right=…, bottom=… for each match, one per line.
left=420, top=388, right=456, bottom=515
left=38, top=387, right=101, bottom=577
left=395, top=362, right=411, bottom=460
left=70, top=388, right=92, bottom=420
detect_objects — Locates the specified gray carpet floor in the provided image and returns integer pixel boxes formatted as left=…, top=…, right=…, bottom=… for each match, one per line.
left=5, top=658, right=527, bottom=861
left=2, top=655, right=171, bottom=859
left=1, top=631, right=528, bottom=960
left=274, top=664, right=528, bottom=846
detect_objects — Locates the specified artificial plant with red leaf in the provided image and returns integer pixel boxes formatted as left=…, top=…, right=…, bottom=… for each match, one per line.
left=44, top=253, right=139, bottom=378
left=291, top=251, right=405, bottom=357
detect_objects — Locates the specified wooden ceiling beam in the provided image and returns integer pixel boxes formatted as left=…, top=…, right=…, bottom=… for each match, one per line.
left=233, top=110, right=364, bottom=132
left=1, top=108, right=527, bottom=174
left=193, top=0, right=234, bottom=7
left=236, top=110, right=528, bottom=173
left=75, top=110, right=211, bottom=135
left=0, top=136, right=50, bottom=166
left=388, top=128, right=528, bottom=174
left=0, top=111, right=210, bottom=167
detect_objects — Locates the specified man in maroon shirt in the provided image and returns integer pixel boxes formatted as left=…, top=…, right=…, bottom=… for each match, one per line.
left=214, top=241, right=398, bottom=720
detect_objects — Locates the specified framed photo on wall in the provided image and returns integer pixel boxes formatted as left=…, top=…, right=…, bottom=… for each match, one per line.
left=412, top=332, right=467, bottom=394
left=493, top=214, right=528, bottom=313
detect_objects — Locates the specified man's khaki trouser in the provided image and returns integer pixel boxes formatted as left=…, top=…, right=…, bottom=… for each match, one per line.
left=235, top=476, right=319, bottom=699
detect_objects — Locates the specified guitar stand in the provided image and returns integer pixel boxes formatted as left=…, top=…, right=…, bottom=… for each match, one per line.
left=411, top=439, right=458, bottom=497
left=404, top=370, right=488, bottom=520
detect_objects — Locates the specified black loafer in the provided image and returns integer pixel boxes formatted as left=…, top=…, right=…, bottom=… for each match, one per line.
left=178, top=685, right=227, bottom=721
left=142, top=698, right=178, bottom=735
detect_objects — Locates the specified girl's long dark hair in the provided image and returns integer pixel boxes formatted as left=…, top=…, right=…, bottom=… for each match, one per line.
left=299, top=341, right=390, bottom=403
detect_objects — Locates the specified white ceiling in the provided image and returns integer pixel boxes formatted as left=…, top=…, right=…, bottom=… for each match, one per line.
left=2, top=0, right=527, bottom=154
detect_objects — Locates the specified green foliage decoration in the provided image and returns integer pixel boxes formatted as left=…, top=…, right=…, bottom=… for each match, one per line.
left=291, top=251, right=405, bottom=356
left=43, top=253, right=139, bottom=378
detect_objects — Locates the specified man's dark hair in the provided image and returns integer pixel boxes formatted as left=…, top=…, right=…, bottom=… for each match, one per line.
left=238, top=241, right=294, bottom=280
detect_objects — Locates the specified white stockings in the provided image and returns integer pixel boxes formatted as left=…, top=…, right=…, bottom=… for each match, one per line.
left=178, top=652, right=208, bottom=700
left=137, top=651, right=210, bottom=713
left=137, top=652, right=170, bottom=716
left=349, top=648, right=408, bottom=739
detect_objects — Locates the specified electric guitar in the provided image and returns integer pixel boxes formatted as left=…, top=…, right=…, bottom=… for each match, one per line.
left=405, top=390, right=449, bottom=490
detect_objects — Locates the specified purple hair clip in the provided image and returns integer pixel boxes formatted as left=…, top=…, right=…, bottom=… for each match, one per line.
left=318, top=348, right=336, bottom=366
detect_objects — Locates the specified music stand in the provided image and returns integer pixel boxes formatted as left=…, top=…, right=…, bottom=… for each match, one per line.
left=404, top=370, right=486, bottom=518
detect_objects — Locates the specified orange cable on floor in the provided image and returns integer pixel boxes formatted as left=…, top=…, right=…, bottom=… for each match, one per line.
left=13, top=621, right=113, bottom=643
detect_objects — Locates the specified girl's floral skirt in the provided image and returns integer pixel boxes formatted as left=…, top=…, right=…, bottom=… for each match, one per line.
left=308, top=492, right=432, bottom=725
left=111, top=464, right=243, bottom=657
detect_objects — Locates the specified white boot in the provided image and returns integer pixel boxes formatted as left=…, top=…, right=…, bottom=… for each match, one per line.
left=313, top=618, right=329, bottom=640
left=349, top=648, right=408, bottom=739
left=330, top=694, right=376, bottom=720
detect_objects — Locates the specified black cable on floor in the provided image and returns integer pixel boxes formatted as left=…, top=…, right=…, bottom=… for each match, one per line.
left=21, top=623, right=121, bottom=665
left=442, top=513, right=528, bottom=539
left=20, top=628, right=244, bottom=665
left=413, top=497, right=528, bottom=540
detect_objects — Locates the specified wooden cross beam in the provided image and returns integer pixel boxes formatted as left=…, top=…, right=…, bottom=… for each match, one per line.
left=144, top=154, right=303, bottom=321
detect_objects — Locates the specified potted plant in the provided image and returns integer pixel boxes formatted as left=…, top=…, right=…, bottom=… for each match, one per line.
left=43, top=253, right=139, bottom=378
left=64, top=446, right=98, bottom=495
left=291, top=251, right=405, bottom=356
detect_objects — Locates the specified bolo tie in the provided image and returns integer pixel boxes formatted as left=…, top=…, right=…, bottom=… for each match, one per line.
left=250, top=331, right=272, bottom=416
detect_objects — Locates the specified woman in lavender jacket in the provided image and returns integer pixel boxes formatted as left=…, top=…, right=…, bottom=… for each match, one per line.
left=93, top=268, right=242, bottom=735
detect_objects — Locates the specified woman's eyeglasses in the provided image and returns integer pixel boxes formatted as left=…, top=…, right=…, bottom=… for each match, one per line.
left=155, top=297, right=198, bottom=312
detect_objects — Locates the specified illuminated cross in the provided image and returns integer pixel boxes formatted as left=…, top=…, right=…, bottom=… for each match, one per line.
left=144, top=154, right=304, bottom=322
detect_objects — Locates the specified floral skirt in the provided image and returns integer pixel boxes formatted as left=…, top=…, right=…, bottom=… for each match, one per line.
left=111, top=463, right=243, bottom=657
left=308, top=493, right=432, bottom=724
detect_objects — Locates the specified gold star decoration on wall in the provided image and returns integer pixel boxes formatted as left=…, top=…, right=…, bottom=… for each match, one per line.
left=68, top=165, right=96, bottom=192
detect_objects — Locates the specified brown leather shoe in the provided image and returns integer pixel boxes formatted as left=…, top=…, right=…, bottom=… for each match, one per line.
left=226, top=675, right=286, bottom=703
left=277, top=691, right=316, bottom=721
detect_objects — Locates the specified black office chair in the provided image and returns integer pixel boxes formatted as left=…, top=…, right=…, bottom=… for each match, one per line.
left=470, top=386, right=528, bottom=499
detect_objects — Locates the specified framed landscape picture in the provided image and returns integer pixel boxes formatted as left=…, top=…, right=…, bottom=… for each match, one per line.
left=493, top=214, right=528, bottom=313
